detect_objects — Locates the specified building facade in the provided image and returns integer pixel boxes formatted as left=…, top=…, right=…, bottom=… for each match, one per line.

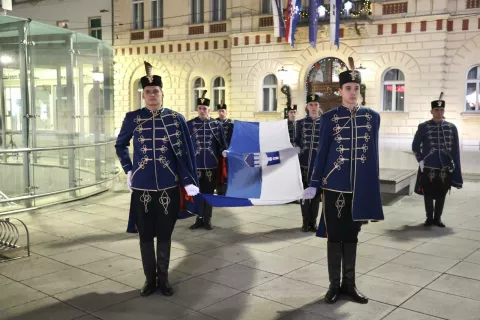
left=4, top=0, right=113, bottom=45
left=113, top=0, right=480, bottom=145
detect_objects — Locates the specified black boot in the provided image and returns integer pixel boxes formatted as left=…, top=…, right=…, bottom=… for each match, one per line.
left=309, top=196, right=320, bottom=232
left=139, top=241, right=157, bottom=297
left=189, top=217, right=204, bottom=230
left=433, top=195, right=446, bottom=227
left=156, top=241, right=173, bottom=296
left=204, top=217, right=213, bottom=230
left=325, top=242, right=342, bottom=304
left=341, top=242, right=368, bottom=304
left=300, top=200, right=310, bottom=232
left=423, top=196, right=434, bottom=227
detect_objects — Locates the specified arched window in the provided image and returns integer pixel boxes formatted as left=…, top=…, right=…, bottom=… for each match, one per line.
left=193, top=77, right=206, bottom=110
left=212, top=77, right=225, bottom=110
left=262, top=74, right=277, bottom=112
left=306, top=57, right=347, bottom=112
left=466, top=66, right=480, bottom=111
left=382, top=69, right=405, bottom=112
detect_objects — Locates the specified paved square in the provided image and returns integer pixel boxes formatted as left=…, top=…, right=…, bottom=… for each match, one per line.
left=1, top=182, right=479, bottom=319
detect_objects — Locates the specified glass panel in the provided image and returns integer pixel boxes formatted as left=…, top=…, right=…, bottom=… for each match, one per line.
left=139, top=3, right=144, bottom=29
left=90, top=18, right=101, bottom=28
left=262, top=0, right=272, bottom=14
left=263, top=74, right=277, bottom=85
left=384, top=69, right=404, bottom=81
left=214, top=77, right=225, bottom=87
left=395, top=85, right=405, bottom=111
left=263, top=88, right=269, bottom=111
left=272, top=88, right=277, bottom=111
left=152, top=1, right=158, bottom=28
left=466, top=83, right=478, bottom=111
left=383, top=85, right=393, bottom=111
left=194, top=78, right=205, bottom=87
left=133, top=4, right=139, bottom=29
left=467, top=67, right=478, bottom=80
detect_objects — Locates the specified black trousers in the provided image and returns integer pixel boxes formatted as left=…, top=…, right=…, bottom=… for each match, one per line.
left=132, top=188, right=180, bottom=283
left=424, top=194, right=446, bottom=221
left=216, top=183, right=227, bottom=196
left=133, top=188, right=180, bottom=243
left=198, top=169, right=217, bottom=219
left=323, top=190, right=362, bottom=243
left=300, top=182, right=321, bottom=226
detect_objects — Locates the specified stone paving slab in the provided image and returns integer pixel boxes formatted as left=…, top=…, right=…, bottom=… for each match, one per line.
left=1, top=182, right=480, bottom=319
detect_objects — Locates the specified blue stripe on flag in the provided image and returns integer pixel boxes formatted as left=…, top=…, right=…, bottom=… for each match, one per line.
left=227, top=121, right=262, bottom=199
left=201, top=194, right=253, bottom=207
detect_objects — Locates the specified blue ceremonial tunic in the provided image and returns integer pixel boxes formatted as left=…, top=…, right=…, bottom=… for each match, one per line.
left=115, top=107, right=198, bottom=191
left=217, top=118, right=234, bottom=148
left=310, top=105, right=384, bottom=237
left=288, top=120, right=296, bottom=146
left=412, top=119, right=463, bottom=194
left=295, top=116, right=321, bottom=186
left=115, top=107, right=198, bottom=232
left=187, top=117, right=227, bottom=170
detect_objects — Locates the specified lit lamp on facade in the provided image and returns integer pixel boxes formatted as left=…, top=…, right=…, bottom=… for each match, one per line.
left=277, top=66, right=289, bottom=83
left=357, top=64, right=368, bottom=77
left=344, top=1, right=353, bottom=16
left=318, top=5, right=326, bottom=18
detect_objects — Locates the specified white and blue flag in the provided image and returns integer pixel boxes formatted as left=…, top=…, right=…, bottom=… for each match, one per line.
left=201, top=120, right=303, bottom=207
left=330, top=0, right=341, bottom=48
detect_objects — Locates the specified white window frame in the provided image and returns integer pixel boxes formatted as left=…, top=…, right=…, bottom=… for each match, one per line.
left=191, top=0, right=204, bottom=24
left=212, top=77, right=225, bottom=110
left=135, top=80, right=143, bottom=109
left=382, top=69, right=405, bottom=112
left=262, top=74, right=278, bottom=112
left=261, top=0, right=273, bottom=14
left=466, top=65, right=480, bottom=112
left=212, top=0, right=226, bottom=21
left=132, top=0, right=144, bottom=30
left=88, top=17, right=102, bottom=40
left=192, top=77, right=206, bottom=111
left=151, top=0, right=163, bottom=28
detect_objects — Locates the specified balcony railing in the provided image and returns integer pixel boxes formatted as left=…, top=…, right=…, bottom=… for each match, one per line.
left=467, top=0, right=480, bottom=9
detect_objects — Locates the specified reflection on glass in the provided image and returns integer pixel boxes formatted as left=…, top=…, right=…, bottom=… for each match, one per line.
left=0, top=15, right=116, bottom=214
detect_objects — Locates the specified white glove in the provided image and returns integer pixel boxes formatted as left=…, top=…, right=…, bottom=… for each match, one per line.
left=295, top=147, right=301, bottom=154
left=222, top=150, right=229, bottom=158
left=127, top=170, right=133, bottom=193
left=419, top=160, right=424, bottom=172
left=185, top=184, right=199, bottom=196
left=303, top=187, right=317, bottom=200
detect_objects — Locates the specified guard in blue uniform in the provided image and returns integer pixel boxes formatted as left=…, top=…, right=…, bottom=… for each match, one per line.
left=295, top=97, right=322, bottom=232
left=216, top=100, right=233, bottom=196
left=287, top=104, right=297, bottom=145
left=115, top=62, right=199, bottom=297
left=304, top=58, right=384, bottom=305
left=412, top=93, right=463, bottom=227
left=187, top=91, right=227, bottom=230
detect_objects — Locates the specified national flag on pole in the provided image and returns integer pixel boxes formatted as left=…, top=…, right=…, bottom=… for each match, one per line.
left=285, top=0, right=302, bottom=47
left=200, top=120, right=303, bottom=207
left=271, top=0, right=286, bottom=38
left=309, top=0, right=322, bottom=48
left=330, top=0, right=341, bottom=48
